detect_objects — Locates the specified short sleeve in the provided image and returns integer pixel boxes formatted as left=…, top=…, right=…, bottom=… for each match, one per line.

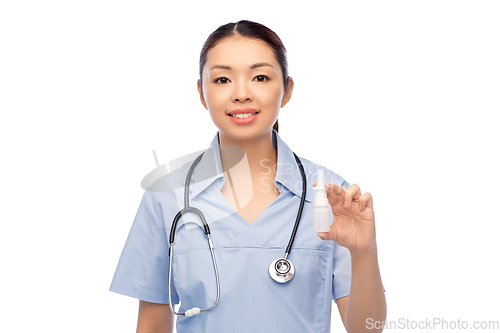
left=332, top=179, right=353, bottom=302
left=109, top=191, right=179, bottom=304
left=332, top=241, right=352, bottom=302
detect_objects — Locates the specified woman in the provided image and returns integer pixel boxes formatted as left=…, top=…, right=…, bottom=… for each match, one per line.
left=110, top=20, right=386, bottom=332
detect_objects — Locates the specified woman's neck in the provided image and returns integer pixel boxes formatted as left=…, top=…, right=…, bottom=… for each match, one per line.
left=218, top=130, right=277, bottom=178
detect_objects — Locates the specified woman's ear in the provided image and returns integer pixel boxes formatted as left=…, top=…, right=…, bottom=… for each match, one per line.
left=281, top=76, right=294, bottom=108
left=197, top=79, right=208, bottom=110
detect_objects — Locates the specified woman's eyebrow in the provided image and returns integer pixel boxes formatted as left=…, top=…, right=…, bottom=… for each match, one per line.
left=250, top=62, right=274, bottom=69
left=210, top=62, right=274, bottom=71
left=210, top=65, right=231, bottom=71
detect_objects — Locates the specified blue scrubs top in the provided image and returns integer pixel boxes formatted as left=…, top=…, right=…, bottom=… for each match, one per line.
left=110, top=130, right=352, bottom=332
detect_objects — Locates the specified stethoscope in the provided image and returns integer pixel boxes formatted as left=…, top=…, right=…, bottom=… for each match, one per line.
left=168, top=150, right=306, bottom=317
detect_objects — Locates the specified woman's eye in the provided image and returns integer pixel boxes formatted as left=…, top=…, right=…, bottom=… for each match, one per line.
left=215, top=77, right=229, bottom=84
left=254, top=75, right=269, bottom=82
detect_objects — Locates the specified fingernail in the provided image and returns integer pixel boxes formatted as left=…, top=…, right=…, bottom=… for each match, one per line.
left=344, top=200, right=349, bottom=208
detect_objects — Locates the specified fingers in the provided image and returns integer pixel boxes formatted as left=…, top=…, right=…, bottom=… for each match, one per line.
left=344, top=184, right=361, bottom=208
left=324, top=182, right=346, bottom=205
left=357, top=192, right=373, bottom=211
left=325, top=183, right=361, bottom=207
left=323, top=183, right=373, bottom=212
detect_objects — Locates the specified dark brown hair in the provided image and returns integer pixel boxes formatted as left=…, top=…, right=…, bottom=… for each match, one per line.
left=199, top=20, right=289, bottom=133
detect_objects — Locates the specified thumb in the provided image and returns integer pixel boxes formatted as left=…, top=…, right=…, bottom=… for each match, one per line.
left=317, top=226, right=338, bottom=242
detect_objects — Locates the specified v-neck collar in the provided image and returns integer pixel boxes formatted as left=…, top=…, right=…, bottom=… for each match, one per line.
left=190, top=130, right=313, bottom=203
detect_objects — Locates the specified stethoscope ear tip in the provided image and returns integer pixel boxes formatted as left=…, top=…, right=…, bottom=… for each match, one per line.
left=185, top=307, right=201, bottom=317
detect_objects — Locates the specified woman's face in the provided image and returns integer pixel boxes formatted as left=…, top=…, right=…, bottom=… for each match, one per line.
left=198, top=36, right=292, bottom=142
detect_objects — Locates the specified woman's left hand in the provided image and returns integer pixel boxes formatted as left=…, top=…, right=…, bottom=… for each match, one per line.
left=313, top=182, right=376, bottom=253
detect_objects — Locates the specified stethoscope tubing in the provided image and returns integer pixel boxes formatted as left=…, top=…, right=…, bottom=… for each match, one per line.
left=168, top=234, right=221, bottom=316
left=284, top=153, right=306, bottom=259
left=168, top=149, right=306, bottom=314
left=168, top=153, right=220, bottom=316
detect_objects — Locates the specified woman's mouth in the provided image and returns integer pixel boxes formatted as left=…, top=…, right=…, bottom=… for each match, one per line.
left=227, top=109, right=259, bottom=124
left=229, top=112, right=258, bottom=119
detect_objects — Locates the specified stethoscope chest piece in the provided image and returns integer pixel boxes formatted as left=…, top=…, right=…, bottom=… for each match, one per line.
left=269, top=258, right=295, bottom=283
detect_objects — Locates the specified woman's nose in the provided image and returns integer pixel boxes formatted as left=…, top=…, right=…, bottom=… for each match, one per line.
left=232, top=82, right=253, bottom=102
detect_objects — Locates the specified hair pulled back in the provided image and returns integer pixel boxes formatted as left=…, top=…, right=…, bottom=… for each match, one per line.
left=199, top=20, right=289, bottom=133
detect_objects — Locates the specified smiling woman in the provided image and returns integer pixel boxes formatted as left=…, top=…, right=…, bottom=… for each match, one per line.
left=198, top=20, right=291, bottom=136
left=109, top=20, right=386, bottom=333
left=198, top=35, right=292, bottom=142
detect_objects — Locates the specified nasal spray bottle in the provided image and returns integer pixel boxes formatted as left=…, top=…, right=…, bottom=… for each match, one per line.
left=314, top=169, right=331, bottom=232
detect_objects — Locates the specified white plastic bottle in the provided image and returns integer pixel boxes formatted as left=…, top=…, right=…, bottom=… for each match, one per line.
left=314, top=169, right=331, bottom=232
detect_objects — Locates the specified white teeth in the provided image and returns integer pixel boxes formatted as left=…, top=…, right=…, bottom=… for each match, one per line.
left=231, top=112, right=257, bottom=119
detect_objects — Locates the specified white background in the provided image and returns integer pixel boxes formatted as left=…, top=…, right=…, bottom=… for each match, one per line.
left=1, top=1, right=499, bottom=332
